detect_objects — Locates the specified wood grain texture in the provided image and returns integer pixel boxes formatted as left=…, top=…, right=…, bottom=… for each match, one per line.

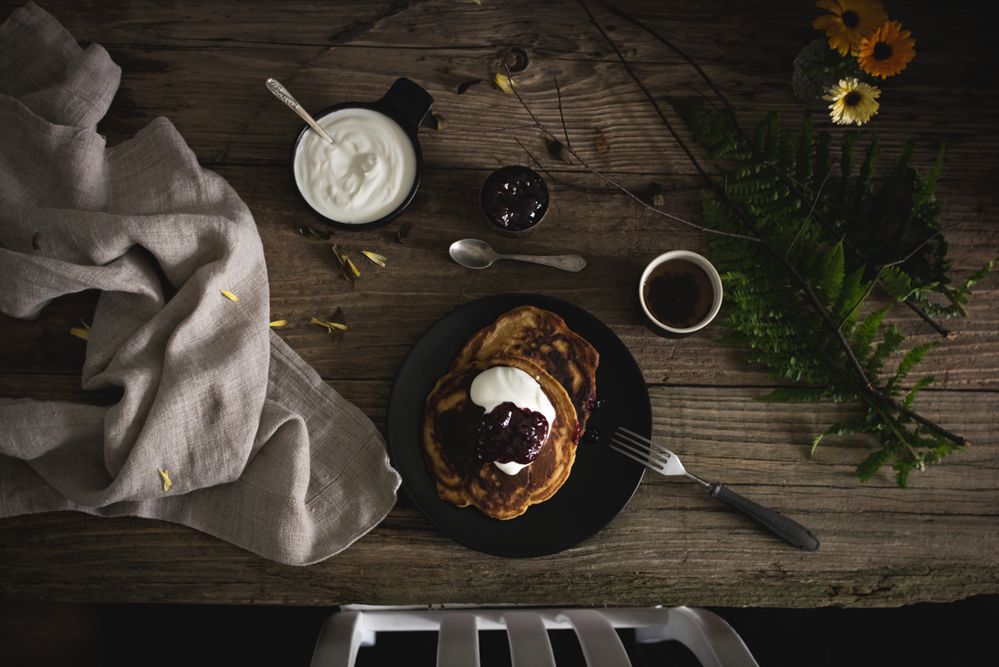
left=1, top=377, right=996, bottom=607
left=1, top=0, right=997, bottom=608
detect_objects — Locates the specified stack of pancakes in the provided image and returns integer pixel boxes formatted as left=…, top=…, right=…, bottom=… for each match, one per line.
left=421, top=306, right=599, bottom=520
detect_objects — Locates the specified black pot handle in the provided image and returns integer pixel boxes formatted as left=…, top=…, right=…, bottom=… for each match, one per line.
left=378, top=78, right=433, bottom=132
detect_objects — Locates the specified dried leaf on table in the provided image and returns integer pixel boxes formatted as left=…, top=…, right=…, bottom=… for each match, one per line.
left=331, top=244, right=359, bottom=285
left=310, top=307, right=347, bottom=339
left=296, top=225, right=333, bottom=241
left=644, top=181, right=666, bottom=207
left=493, top=73, right=518, bottom=95
left=456, top=79, right=483, bottom=94
left=69, top=319, right=90, bottom=341
left=545, top=137, right=569, bottom=162
left=427, top=112, right=447, bottom=132
left=361, top=250, right=387, bottom=267
left=344, top=256, right=361, bottom=279
left=396, top=220, right=414, bottom=243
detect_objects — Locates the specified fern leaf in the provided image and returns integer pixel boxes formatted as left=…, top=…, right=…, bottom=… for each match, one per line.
left=855, top=134, right=879, bottom=206
left=852, top=306, right=889, bottom=358
left=811, top=420, right=867, bottom=457
left=867, top=324, right=904, bottom=378
left=833, top=266, right=868, bottom=324
left=815, top=240, right=846, bottom=303
left=796, top=114, right=814, bottom=183
left=889, top=341, right=937, bottom=392
left=858, top=446, right=894, bottom=482
left=903, top=376, right=935, bottom=409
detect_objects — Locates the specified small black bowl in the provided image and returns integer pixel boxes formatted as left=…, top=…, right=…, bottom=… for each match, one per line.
left=289, top=78, right=433, bottom=232
left=479, top=165, right=550, bottom=237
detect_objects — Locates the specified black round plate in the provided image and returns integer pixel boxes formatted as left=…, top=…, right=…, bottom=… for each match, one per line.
left=386, top=293, right=650, bottom=557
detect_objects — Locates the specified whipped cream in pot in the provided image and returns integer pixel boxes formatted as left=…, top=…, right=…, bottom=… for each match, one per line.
left=470, top=366, right=557, bottom=475
left=293, top=107, right=417, bottom=224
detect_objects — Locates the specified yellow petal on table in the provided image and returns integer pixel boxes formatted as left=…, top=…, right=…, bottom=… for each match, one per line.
left=493, top=73, right=518, bottom=95
left=310, top=317, right=348, bottom=334
left=69, top=327, right=89, bottom=341
left=361, top=250, right=387, bottom=267
left=221, top=289, right=240, bottom=303
left=268, top=320, right=288, bottom=328
left=344, top=256, right=361, bottom=278
left=158, top=468, right=173, bottom=492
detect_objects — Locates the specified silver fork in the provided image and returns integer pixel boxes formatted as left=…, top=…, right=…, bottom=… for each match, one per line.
left=611, top=427, right=820, bottom=551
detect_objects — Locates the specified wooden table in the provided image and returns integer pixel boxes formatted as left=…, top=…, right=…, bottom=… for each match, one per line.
left=2, top=0, right=997, bottom=608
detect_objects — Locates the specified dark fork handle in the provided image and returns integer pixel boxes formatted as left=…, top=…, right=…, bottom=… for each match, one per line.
left=708, top=483, right=820, bottom=551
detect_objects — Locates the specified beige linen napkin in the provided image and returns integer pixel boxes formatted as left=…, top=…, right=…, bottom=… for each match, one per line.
left=0, top=3, right=401, bottom=565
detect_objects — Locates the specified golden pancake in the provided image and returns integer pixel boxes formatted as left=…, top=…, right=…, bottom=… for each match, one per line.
left=451, top=305, right=600, bottom=431
left=421, top=356, right=579, bottom=520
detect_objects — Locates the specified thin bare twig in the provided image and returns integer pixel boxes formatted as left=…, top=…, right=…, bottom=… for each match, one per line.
left=836, top=230, right=945, bottom=330
left=785, top=161, right=837, bottom=259
left=514, top=137, right=618, bottom=195
left=503, top=66, right=761, bottom=243
left=599, top=0, right=953, bottom=338
left=575, top=0, right=874, bottom=387
left=554, top=75, right=571, bottom=151
left=574, top=0, right=968, bottom=447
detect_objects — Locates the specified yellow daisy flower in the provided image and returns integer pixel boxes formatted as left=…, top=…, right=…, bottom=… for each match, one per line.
left=824, top=78, right=881, bottom=126
left=858, top=21, right=916, bottom=79
left=812, top=0, right=887, bottom=56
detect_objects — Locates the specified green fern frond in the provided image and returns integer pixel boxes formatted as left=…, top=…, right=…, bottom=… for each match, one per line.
left=667, top=97, right=984, bottom=486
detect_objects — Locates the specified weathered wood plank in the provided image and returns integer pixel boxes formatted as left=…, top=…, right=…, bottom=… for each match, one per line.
left=1, top=166, right=996, bottom=387
left=0, top=1, right=990, bottom=179
left=84, top=42, right=998, bottom=180
left=2, top=0, right=998, bottom=610
left=1, top=377, right=996, bottom=607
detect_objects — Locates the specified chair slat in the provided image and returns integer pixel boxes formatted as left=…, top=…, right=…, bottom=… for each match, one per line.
left=504, top=611, right=556, bottom=667
left=437, top=612, right=480, bottom=667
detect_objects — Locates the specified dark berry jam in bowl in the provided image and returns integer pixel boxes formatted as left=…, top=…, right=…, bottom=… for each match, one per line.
left=479, top=165, right=550, bottom=237
left=474, top=401, right=550, bottom=465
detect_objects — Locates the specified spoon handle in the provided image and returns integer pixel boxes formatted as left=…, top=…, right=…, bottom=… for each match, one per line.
left=500, top=253, right=587, bottom=272
left=266, top=78, right=335, bottom=144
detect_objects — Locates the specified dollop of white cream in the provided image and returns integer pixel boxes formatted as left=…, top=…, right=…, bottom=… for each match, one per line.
left=293, top=107, right=417, bottom=224
left=469, top=366, right=556, bottom=476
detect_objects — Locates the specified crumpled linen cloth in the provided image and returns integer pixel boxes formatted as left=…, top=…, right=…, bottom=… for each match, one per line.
left=0, top=3, right=401, bottom=565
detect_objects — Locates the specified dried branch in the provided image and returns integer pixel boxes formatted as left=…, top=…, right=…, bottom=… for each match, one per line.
left=503, top=66, right=761, bottom=243
left=554, top=75, right=571, bottom=151
left=575, top=0, right=873, bottom=388
left=785, top=161, right=838, bottom=259
left=551, top=1, right=970, bottom=447
left=514, top=137, right=617, bottom=195
left=836, top=230, right=944, bottom=330
left=596, top=0, right=953, bottom=338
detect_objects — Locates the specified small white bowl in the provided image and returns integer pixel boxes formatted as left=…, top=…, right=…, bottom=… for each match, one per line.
left=638, top=250, right=724, bottom=334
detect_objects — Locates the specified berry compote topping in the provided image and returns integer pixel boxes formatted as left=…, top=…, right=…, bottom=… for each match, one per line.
left=475, top=401, right=549, bottom=464
left=480, top=166, right=549, bottom=231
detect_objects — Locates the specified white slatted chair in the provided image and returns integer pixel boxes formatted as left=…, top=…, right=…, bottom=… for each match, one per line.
left=310, top=606, right=759, bottom=667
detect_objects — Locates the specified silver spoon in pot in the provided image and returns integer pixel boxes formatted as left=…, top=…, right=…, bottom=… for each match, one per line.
left=449, top=239, right=586, bottom=272
left=265, top=78, right=335, bottom=144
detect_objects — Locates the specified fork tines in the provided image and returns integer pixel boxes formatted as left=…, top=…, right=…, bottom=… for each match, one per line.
left=609, top=427, right=672, bottom=471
